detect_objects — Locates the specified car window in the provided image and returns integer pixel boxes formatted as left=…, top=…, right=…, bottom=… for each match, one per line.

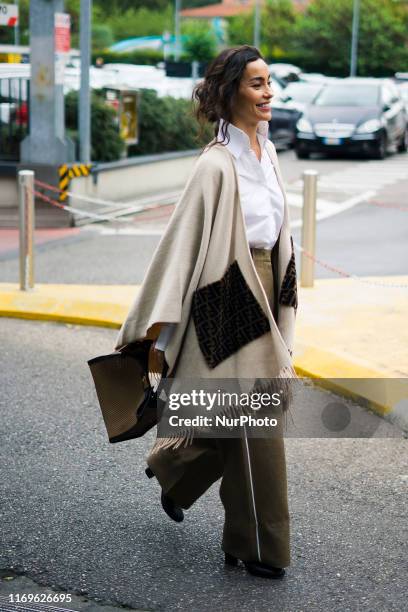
left=284, top=83, right=322, bottom=103
left=314, top=84, right=380, bottom=106
left=271, top=77, right=283, bottom=97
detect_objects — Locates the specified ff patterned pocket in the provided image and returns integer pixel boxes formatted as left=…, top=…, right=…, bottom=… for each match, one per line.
left=192, top=260, right=271, bottom=369
left=279, top=236, right=298, bottom=310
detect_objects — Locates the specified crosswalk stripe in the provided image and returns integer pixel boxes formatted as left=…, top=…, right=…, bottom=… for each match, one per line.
left=287, top=154, right=407, bottom=207
left=290, top=190, right=376, bottom=229
left=78, top=154, right=407, bottom=234
left=287, top=193, right=339, bottom=211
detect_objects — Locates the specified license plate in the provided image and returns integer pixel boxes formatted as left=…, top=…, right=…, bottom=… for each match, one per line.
left=323, top=137, right=342, bottom=145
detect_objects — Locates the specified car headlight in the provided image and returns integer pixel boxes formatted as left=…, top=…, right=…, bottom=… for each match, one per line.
left=296, top=117, right=313, bottom=133
left=356, top=119, right=381, bottom=134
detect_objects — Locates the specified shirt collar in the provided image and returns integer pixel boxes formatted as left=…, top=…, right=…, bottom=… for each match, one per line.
left=217, top=118, right=269, bottom=159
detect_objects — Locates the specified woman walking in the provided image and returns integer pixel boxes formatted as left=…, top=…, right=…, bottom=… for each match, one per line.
left=114, top=45, right=298, bottom=579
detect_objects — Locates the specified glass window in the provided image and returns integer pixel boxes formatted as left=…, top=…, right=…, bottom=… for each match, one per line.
left=314, top=84, right=380, bottom=107
left=283, top=83, right=323, bottom=103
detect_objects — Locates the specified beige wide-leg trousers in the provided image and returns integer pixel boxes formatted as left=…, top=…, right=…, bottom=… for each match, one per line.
left=147, top=247, right=291, bottom=568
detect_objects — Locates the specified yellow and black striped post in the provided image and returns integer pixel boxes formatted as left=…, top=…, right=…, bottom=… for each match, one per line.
left=58, top=164, right=92, bottom=202
left=58, top=165, right=70, bottom=202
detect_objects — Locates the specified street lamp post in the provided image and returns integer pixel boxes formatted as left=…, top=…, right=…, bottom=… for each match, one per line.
left=253, top=0, right=261, bottom=49
left=174, top=0, right=181, bottom=61
left=350, top=0, right=360, bottom=77
left=21, top=0, right=75, bottom=164
left=14, top=0, right=20, bottom=46
left=79, top=0, right=92, bottom=163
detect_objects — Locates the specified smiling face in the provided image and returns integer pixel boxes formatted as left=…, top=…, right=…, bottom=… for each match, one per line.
left=231, top=58, right=274, bottom=127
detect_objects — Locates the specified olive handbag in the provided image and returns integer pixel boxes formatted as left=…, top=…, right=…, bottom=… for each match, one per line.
left=87, top=340, right=162, bottom=443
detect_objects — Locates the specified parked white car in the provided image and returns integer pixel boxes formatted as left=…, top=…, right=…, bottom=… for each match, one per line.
left=0, top=61, right=196, bottom=100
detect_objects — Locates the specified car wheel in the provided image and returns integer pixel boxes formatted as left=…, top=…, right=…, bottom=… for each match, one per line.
left=397, top=129, right=407, bottom=153
left=373, top=133, right=387, bottom=159
left=295, top=148, right=310, bottom=159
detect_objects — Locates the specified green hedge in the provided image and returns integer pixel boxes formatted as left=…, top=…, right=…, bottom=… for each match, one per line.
left=91, top=50, right=164, bottom=66
left=0, top=123, right=27, bottom=160
left=65, top=90, right=125, bottom=162
left=128, top=89, right=213, bottom=156
left=64, top=88, right=213, bottom=161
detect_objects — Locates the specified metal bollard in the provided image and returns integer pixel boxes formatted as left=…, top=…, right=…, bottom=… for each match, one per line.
left=301, top=170, right=318, bottom=287
left=18, top=170, right=35, bottom=291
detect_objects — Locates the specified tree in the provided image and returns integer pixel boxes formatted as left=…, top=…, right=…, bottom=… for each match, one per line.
left=227, top=0, right=297, bottom=59
left=227, top=12, right=253, bottom=49
left=183, top=0, right=220, bottom=6
left=182, top=21, right=218, bottom=62
left=107, top=5, right=173, bottom=42
left=93, top=0, right=169, bottom=14
left=263, top=0, right=297, bottom=58
left=292, top=0, right=408, bottom=76
left=92, top=25, right=114, bottom=52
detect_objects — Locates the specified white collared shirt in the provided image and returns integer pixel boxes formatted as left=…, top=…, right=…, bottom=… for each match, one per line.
left=156, top=120, right=284, bottom=352
left=217, top=118, right=284, bottom=249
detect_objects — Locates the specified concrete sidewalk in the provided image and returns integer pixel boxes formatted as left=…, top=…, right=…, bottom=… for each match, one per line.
left=0, top=228, right=81, bottom=258
left=0, top=277, right=407, bottom=432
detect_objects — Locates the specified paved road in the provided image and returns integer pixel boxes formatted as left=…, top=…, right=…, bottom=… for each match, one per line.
left=283, top=150, right=408, bottom=279
left=0, top=318, right=406, bottom=612
left=1, top=150, right=407, bottom=284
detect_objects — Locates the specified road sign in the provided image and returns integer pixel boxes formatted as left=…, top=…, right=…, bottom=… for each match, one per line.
left=55, top=13, right=71, bottom=53
left=0, top=3, right=19, bottom=27
left=55, top=13, right=71, bottom=85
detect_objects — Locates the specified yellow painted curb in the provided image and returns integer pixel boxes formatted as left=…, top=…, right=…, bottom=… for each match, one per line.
left=293, top=341, right=408, bottom=427
left=1, top=282, right=407, bottom=432
left=0, top=283, right=138, bottom=329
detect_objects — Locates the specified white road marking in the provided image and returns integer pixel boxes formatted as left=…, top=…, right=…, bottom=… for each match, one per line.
left=83, top=153, right=407, bottom=236
left=290, top=191, right=376, bottom=228
left=82, top=226, right=164, bottom=236
left=289, top=154, right=408, bottom=195
left=286, top=153, right=407, bottom=228
left=286, top=193, right=340, bottom=210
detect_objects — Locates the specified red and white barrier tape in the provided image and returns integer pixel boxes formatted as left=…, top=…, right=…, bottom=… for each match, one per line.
left=33, top=189, right=174, bottom=224
left=32, top=180, right=407, bottom=290
left=33, top=189, right=130, bottom=223
left=34, top=178, right=179, bottom=211
left=292, top=240, right=408, bottom=290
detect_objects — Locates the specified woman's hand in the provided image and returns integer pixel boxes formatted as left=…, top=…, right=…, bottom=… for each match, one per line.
left=148, top=339, right=165, bottom=373
left=148, top=340, right=168, bottom=390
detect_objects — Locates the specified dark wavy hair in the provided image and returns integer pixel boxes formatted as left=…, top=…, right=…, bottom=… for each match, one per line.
left=192, top=45, right=265, bottom=148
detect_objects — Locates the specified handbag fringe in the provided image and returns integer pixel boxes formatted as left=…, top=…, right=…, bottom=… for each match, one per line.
left=151, top=364, right=299, bottom=453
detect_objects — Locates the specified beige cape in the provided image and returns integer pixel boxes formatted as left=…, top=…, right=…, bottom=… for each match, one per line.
left=114, top=139, right=299, bottom=448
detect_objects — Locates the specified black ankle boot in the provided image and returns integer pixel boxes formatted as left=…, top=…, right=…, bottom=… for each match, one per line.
left=225, top=552, right=285, bottom=579
left=145, top=467, right=184, bottom=523
left=160, top=491, right=184, bottom=522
